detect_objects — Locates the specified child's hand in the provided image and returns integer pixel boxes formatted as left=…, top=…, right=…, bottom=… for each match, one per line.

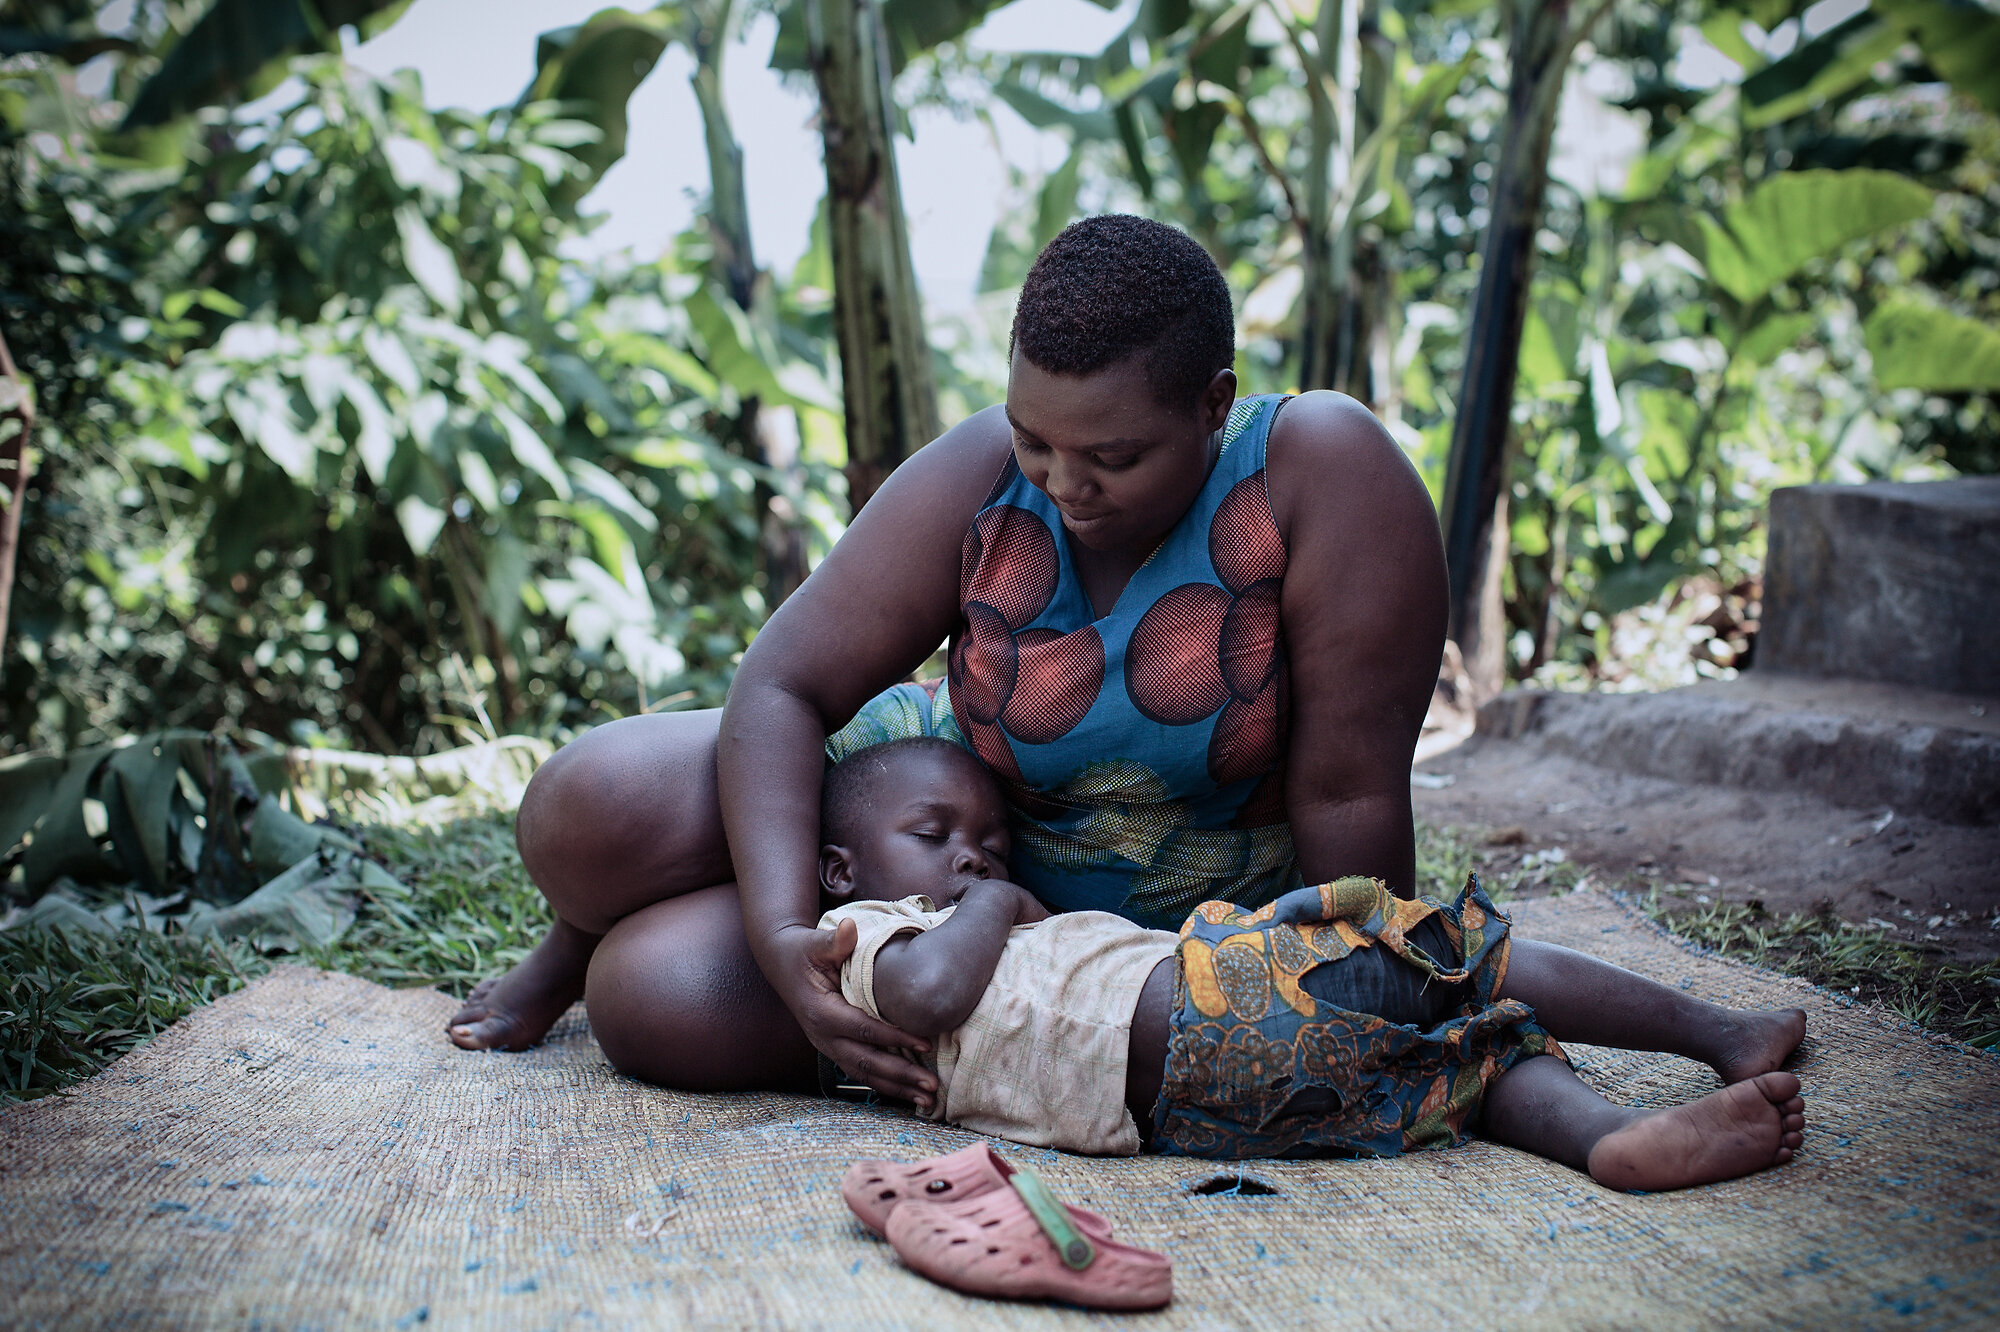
left=1008, top=882, right=1052, bottom=925
left=961, top=878, right=1050, bottom=926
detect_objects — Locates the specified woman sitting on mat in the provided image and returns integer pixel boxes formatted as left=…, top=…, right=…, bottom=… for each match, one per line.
left=447, top=215, right=1764, bottom=1111
left=817, top=738, right=1807, bottom=1185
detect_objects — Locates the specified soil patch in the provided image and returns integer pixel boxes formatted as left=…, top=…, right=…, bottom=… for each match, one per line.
left=1414, top=733, right=2000, bottom=966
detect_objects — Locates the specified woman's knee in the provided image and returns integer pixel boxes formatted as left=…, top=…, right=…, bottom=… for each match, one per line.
left=516, top=710, right=733, bottom=931
left=584, top=886, right=815, bottom=1093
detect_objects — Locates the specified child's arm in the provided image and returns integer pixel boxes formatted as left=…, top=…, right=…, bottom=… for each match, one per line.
left=868, top=880, right=1045, bottom=1036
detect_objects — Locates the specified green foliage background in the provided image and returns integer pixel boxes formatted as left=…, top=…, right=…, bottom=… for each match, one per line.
left=3, top=0, right=1996, bottom=754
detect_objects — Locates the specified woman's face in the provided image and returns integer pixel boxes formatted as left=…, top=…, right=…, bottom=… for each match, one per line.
left=1004, top=353, right=1236, bottom=556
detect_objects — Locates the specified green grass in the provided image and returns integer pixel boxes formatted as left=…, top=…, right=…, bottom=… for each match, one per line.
left=1639, top=891, right=2000, bottom=1050
left=1415, top=819, right=1587, bottom=902
left=1, top=926, right=265, bottom=1102
left=298, top=813, right=548, bottom=995
left=2, top=811, right=552, bottom=1105
left=1415, top=820, right=1998, bottom=1051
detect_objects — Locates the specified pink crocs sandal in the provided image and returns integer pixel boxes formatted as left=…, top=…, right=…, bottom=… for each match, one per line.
left=883, top=1165, right=1172, bottom=1310
left=841, top=1144, right=1112, bottom=1240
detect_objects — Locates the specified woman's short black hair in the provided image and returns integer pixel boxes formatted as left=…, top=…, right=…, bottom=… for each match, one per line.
left=1009, top=214, right=1235, bottom=412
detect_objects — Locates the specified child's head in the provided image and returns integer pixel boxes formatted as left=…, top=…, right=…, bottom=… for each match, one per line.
left=818, top=738, right=1011, bottom=907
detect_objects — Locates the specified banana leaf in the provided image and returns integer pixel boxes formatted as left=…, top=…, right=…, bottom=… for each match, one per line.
left=0, top=731, right=391, bottom=951
left=119, top=0, right=414, bottom=131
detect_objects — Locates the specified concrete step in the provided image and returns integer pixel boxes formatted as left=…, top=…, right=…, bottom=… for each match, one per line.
left=1475, top=673, right=2000, bottom=826
left=1761, top=478, right=2000, bottom=696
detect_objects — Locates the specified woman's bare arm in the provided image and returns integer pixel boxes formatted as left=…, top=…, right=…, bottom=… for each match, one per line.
left=717, top=408, right=1014, bottom=1098
left=1266, top=391, right=1447, bottom=892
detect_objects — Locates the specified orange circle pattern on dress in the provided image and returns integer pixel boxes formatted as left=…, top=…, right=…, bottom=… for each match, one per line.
left=1124, top=583, right=1234, bottom=725
left=964, top=504, right=1060, bottom=629
left=1005, top=626, right=1106, bottom=744
left=1209, top=474, right=1287, bottom=594
left=943, top=395, right=1298, bottom=924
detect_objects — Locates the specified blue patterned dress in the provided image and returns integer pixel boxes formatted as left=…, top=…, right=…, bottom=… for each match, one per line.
left=829, top=394, right=1298, bottom=930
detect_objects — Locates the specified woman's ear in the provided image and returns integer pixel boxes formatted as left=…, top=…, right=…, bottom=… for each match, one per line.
left=1201, top=368, right=1237, bottom=433
left=819, top=845, right=857, bottom=899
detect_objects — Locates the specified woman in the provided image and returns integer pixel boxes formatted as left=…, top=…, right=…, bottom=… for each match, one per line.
left=447, top=216, right=1447, bottom=1105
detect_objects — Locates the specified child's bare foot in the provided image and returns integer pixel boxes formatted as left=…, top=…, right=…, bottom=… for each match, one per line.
left=1706, top=1007, right=1807, bottom=1084
left=1587, top=1072, right=1805, bottom=1192
left=447, top=920, right=595, bottom=1050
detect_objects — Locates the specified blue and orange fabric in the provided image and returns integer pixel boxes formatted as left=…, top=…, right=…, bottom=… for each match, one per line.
left=932, top=393, right=1298, bottom=929
left=1152, top=874, right=1566, bottom=1160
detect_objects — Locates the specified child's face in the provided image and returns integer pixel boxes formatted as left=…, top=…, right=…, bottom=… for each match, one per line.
left=821, top=747, right=1012, bottom=906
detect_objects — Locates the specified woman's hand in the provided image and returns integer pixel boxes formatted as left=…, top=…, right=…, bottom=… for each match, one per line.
left=774, top=922, right=941, bottom=1111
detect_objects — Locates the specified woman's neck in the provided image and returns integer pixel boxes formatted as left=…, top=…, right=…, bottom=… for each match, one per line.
left=1068, top=537, right=1157, bottom=620
left=1067, top=424, right=1224, bottom=618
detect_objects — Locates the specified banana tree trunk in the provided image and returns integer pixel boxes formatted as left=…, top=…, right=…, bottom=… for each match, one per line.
left=686, top=3, right=757, bottom=311
left=685, top=0, right=809, bottom=603
left=806, top=0, right=939, bottom=514
left=1438, top=0, right=1609, bottom=699
left=0, top=328, right=32, bottom=665
left=1297, top=0, right=1358, bottom=393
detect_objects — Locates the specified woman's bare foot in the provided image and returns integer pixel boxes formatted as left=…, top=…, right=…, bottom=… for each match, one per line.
left=448, top=919, right=599, bottom=1050
left=1586, top=1072, right=1805, bottom=1192
left=1705, top=1007, right=1808, bottom=1084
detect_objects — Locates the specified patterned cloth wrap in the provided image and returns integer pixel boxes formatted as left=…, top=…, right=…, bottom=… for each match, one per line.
left=1153, top=874, right=1567, bottom=1160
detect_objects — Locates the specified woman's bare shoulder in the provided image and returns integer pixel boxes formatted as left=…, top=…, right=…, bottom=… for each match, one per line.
left=1264, top=390, right=1435, bottom=541
left=746, top=406, right=1015, bottom=720
left=1263, top=388, right=1445, bottom=668
left=808, top=405, right=1013, bottom=600
left=866, top=404, right=1015, bottom=516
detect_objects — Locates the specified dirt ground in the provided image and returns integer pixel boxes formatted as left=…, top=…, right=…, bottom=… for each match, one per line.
left=1413, top=731, right=2000, bottom=965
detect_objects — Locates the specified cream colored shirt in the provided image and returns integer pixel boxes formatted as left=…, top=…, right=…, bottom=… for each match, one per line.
left=818, top=896, right=1179, bottom=1156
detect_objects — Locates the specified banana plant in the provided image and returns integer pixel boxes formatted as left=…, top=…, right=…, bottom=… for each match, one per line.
left=0, top=731, right=398, bottom=950
left=118, top=0, right=414, bottom=130
left=1867, top=300, right=2000, bottom=392
left=528, top=2, right=841, bottom=596
left=31, top=37, right=832, bottom=748
left=1436, top=0, right=1614, bottom=698
left=803, top=0, right=940, bottom=511
left=775, top=0, right=1015, bottom=509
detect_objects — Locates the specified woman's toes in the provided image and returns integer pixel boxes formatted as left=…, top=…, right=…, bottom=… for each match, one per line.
left=449, top=1014, right=524, bottom=1050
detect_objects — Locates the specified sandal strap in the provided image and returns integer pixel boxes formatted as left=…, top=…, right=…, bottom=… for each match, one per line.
left=1010, top=1168, right=1095, bottom=1270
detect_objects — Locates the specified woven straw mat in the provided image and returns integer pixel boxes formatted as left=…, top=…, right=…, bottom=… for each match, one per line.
left=2, top=888, right=1994, bottom=1329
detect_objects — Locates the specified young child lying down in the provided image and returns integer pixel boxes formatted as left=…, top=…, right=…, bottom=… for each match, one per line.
left=813, top=738, right=1807, bottom=1188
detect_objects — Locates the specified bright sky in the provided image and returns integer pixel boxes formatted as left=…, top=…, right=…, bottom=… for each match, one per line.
left=349, top=0, right=1140, bottom=313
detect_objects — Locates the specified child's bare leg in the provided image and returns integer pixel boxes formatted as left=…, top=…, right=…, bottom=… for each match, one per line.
left=1481, top=1055, right=1806, bottom=1190
left=1498, top=940, right=1805, bottom=1083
